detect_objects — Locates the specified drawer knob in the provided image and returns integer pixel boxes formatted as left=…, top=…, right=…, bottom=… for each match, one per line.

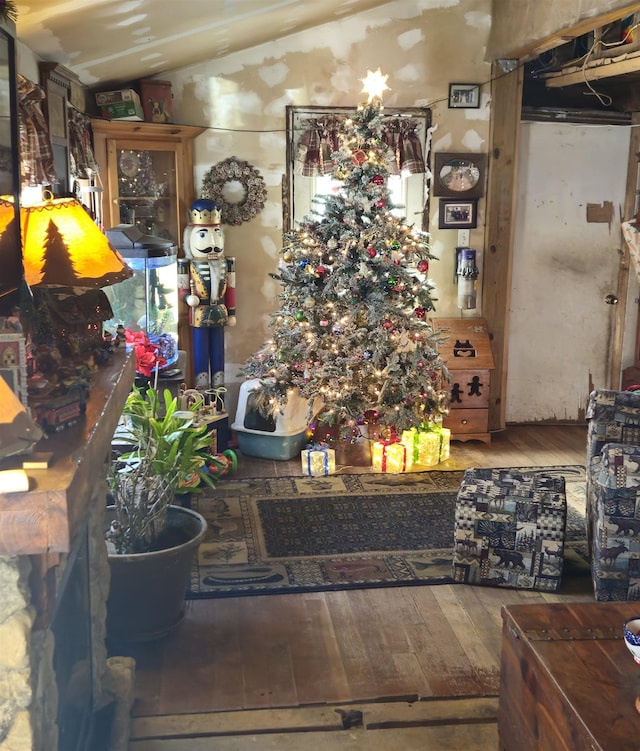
left=461, top=419, right=468, bottom=425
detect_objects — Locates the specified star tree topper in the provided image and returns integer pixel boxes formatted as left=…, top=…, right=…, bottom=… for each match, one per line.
left=360, top=68, right=390, bottom=103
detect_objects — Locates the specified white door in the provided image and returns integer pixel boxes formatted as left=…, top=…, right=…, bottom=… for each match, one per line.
left=506, top=120, right=631, bottom=423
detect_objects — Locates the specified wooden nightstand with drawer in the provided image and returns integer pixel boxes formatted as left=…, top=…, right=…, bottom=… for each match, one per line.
left=433, top=318, right=495, bottom=444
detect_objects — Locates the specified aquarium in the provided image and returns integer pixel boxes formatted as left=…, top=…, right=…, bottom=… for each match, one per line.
left=104, top=224, right=178, bottom=346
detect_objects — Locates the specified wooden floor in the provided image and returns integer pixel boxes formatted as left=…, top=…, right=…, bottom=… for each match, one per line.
left=124, top=424, right=592, bottom=750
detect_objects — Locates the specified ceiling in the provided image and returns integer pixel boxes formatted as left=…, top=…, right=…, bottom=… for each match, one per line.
left=16, top=0, right=394, bottom=88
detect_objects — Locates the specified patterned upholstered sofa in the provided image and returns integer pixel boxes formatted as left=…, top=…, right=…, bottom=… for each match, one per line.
left=587, top=389, right=640, bottom=600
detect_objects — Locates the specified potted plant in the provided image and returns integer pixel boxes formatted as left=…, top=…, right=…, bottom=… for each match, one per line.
left=105, top=339, right=236, bottom=643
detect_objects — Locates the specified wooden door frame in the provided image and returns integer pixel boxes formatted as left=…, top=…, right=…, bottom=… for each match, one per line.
left=483, top=61, right=523, bottom=432
left=484, top=10, right=640, bottom=430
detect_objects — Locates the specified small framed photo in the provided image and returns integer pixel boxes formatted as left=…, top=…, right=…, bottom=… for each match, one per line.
left=432, top=152, right=487, bottom=199
left=439, top=198, right=478, bottom=230
left=448, top=83, right=480, bottom=109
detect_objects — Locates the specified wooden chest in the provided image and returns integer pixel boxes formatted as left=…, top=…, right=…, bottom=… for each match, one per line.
left=499, top=602, right=640, bottom=751
left=433, top=318, right=495, bottom=443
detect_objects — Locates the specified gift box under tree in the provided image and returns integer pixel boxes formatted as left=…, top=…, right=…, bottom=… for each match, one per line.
left=301, top=445, right=336, bottom=476
left=401, top=423, right=451, bottom=468
left=371, top=439, right=409, bottom=473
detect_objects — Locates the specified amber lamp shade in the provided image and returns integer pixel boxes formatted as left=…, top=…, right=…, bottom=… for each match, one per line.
left=21, top=197, right=132, bottom=288
left=0, top=197, right=24, bottom=310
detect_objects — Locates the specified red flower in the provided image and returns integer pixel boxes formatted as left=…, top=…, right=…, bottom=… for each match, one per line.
left=125, top=330, right=167, bottom=377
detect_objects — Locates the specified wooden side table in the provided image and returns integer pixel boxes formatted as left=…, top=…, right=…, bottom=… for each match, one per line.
left=499, top=601, right=640, bottom=751
left=432, top=317, right=495, bottom=443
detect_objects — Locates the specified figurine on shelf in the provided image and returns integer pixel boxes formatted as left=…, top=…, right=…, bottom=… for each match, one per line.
left=180, top=198, right=236, bottom=393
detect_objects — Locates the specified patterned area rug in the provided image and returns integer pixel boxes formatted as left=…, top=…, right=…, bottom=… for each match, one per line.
left=188, top=465, right=588, bottom=598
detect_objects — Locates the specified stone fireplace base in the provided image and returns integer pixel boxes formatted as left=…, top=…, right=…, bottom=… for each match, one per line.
left=0, top=352, right=136, bottom=751
left=0, top=493, right=136, bottom=751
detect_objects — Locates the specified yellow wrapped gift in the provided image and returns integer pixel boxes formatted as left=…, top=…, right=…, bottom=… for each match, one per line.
left=401, top=424, right=451, bottom=467
left=401, top=427, right=441, bottom=467
left=371, top=440, right=410, bottom=473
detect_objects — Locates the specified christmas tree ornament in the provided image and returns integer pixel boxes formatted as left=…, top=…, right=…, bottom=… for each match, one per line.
left=367, top=246, right=376, bottom=258
left=414, top=306, right=426, bottom=319
left=417, top=260, right=429, bottom=272
left=295, top=311, right=306, bottom=321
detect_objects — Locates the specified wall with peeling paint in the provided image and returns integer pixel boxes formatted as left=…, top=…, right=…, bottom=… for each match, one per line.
left=163, top=0, right=493, bottom=414
left=508, top=121, right=631, bottom=423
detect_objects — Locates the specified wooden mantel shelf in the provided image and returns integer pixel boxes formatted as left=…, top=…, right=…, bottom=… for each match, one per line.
left=0, top=350, right=135, bottom=556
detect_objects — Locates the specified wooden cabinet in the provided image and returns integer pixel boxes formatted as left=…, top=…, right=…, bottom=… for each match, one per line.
left=90, top=119, right=205, bottom=377
left=499, top=602, right=637, bottom=751
left=433, top=318, right=495, bottom=443
left=90, top=119, right=204, bottom=249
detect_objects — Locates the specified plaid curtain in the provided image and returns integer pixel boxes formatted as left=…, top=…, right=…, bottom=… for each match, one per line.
left=382, top=117, right=425, bottom=175
left=295, top=114, right=426, bottom=176
left=295, top=116, right=344, bottom=176
left=17, top=74, right=56, bottom=188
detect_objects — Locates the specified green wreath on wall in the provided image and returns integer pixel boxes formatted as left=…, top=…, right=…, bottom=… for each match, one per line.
left=201, top=156, right=266, bottom=226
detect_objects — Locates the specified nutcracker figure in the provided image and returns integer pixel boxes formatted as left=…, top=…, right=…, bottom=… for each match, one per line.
left=180, top=198, right=236, bottom=392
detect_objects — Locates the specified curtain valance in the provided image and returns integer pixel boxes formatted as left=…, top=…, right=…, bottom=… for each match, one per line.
left=295, top=114, right=425, bottom=176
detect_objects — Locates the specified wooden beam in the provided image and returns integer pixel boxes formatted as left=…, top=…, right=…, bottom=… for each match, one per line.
left=543, top=49, right=640, bottom=87
left=482, top=62, right=523, bottom=432
left=496, top=2, right=640, bottom=62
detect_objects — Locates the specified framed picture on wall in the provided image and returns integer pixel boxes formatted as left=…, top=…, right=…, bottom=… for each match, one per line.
left=448, top=83, right=480, bottom=109
left=439, top=198, right=478, bottom=230
left=432, top=153, right=487, bottom=198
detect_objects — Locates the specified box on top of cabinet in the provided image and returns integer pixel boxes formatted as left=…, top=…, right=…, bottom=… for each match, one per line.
left=95, top=89, right=143, bottom=121
left=139, top=79, right=173, bottom=123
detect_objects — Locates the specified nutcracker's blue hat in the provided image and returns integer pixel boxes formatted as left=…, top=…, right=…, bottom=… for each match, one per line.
left=189, top=198, right=221, bottom=225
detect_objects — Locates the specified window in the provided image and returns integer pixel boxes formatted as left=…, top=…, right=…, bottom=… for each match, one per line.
left=284, top=105, right=431, bottom=232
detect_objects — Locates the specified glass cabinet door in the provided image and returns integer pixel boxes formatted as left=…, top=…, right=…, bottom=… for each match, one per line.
left=108, top=140, right=185, bottom=246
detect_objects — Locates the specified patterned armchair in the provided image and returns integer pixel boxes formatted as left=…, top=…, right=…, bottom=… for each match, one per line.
left=587, top=389, right=640, bottom=600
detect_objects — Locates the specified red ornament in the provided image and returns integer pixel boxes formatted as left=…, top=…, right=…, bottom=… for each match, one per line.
left=414, top=306, right=426, bottom=319
left=417, top=260, right=429, bottom=273
left=352, top=149, right=367, bottom=165
left=383, top=320, right=393, bottom=329
left=376, top=199, right=385, bottom=208
left=367, top=246, right=376, bottom=258
left=372, top=175, right=384, bottom=185
left=315, top=265, right=328, bottom=277
left=319, top=319, right=329, bottom=327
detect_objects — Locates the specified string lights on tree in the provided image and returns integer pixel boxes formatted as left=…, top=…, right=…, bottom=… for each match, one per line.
left=241, top=70, right=449, bottom=439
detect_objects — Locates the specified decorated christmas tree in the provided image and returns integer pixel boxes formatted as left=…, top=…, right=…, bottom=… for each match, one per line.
left=242, top=70, right=449, bottom=440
